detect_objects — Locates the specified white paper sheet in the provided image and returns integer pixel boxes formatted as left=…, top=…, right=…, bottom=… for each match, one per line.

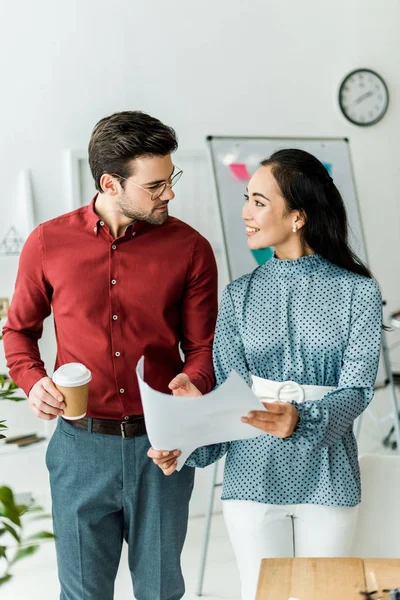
left=136, top=356, right=265, bottom=470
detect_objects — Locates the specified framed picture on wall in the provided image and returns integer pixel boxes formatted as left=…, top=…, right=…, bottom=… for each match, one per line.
left=0, top=170, right=35, bottom=257
left=65, top=150, right=96, bottom=210
left=0, top=297, right=10, bottom=317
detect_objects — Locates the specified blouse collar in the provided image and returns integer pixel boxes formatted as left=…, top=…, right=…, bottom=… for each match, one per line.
left=263, top=253, right=326, bottom=276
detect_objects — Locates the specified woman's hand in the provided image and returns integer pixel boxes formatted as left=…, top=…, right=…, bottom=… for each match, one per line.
left=168, top=373, right=202, bottom=397
left=241, top=401, right=299, bottom=439
left=147, top=447, right=181, bottom=476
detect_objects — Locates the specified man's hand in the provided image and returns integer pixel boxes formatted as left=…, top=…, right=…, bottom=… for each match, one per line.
left=147, top=447, right=181, bottom=476
left=241, top=401, right=299, bottom=439
left=168, top=373, right=202, bottom=397
left=147, top=374, right=201, bottom=475
left=28, top=377, right=65, bottom=420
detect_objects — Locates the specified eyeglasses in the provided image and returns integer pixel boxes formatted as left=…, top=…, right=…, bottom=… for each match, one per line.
left=111, top=167, right=183, bottom=201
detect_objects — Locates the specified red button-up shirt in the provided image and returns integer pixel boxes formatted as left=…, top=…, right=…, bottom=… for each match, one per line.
left=3, top=198, right=218, bottom=419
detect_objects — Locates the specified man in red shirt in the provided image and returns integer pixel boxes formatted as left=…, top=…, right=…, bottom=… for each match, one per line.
left=3, top=111, right=218, bottom=600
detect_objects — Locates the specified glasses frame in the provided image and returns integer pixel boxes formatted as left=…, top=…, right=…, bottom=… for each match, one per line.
left=111, top=167, right=183, bottom=201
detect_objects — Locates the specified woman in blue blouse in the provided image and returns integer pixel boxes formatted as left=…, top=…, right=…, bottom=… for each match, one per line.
left=149, top=149, right=382, bottom=600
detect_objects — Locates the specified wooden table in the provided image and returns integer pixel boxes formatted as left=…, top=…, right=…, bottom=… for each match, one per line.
left=256, top=558, right=400, bottom=600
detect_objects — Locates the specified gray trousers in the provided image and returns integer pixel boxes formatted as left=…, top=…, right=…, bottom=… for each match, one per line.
left=46, top=417, right=194, bottom=600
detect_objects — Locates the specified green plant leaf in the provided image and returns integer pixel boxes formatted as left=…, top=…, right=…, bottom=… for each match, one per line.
left=14, top=544, right=39, bottom=562
left=0, top=394, right=25, bottom=402
left=0, top=545, right=7, bottom=558
left=24, top=505, right=44, bottom=514
left=0, top=434, right=6, bottom=440
left=0, top=506, right=21, bottom=527
left=7, top=397, right=25, bottom=403
left=0, top=487, right=15, bottom=507
left=15, top=505, right=30, bottom=516
left=25, top=531, right=54, bottom=542
left=0, top=573, right=12, bottom=586
left=0, top=377, right=25, bottom=401
left=29, top=513, right=53, bottom=521
left=2, top=522, right=20, bottom=543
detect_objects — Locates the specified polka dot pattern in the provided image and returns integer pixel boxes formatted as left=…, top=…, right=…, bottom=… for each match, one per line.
left=186, top=254, right=382, bottom=507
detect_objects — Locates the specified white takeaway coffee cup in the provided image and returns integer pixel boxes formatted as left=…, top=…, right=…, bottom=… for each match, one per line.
left=52, top=363, right=92, bottom=420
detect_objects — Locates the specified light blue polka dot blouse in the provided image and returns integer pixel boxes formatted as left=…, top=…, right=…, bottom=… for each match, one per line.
left=186, top=254, right=383, bottom=507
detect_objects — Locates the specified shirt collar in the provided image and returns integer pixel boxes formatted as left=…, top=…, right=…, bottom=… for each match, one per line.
left=85, top=194, right=153, bottom=238
left=86, top=195, right=102, bottom=235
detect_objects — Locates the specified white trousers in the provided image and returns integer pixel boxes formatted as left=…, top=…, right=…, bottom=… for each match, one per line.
left=223, top=499, right=358, bottom=600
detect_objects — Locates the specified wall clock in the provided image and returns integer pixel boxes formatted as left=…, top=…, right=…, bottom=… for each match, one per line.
left=338, top=69, right=389, bottom=126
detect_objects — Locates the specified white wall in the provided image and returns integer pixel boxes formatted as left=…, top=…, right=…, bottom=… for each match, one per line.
left=0, top=0, right=398, bottom=297
left=0, top=0, right=400, bottom=500
left=1, top=0, right=399, bottom=291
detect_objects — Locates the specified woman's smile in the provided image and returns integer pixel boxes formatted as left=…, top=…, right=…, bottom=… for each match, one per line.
left=245, top=226, right=260, bottom=236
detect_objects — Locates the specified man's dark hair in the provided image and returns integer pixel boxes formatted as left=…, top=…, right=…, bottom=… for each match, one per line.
left=88, top=111, right=178, bottom=192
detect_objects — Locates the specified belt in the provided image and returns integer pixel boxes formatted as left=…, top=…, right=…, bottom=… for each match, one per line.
left=63, top=415, right=146, bottom=438
left=251, top=375, right=336, bottom=403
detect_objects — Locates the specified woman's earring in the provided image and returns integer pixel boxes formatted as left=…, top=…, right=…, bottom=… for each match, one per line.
left=292, top=223, right=298, bottom=233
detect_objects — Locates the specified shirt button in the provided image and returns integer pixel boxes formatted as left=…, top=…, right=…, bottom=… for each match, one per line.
left=124, top=416, right=129, bottom=420
left=132, top=231, right=136, bottom=237
left=112, top=245, right=117, bottom=250
left=113, top=315, right=118, bottom=320
left=120, top=388, right=125, bottom=394
left=115, top=351, right=120, bottom=357
left=111, top=279, right=116, bottom=285
left=100, top=221, right=104, bottom=226
left=93, top=227, right=97, bottom=233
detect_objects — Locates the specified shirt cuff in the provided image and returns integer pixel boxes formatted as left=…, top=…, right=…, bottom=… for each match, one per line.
left=188, top=374, right=208, bottom=395
left=19, top=368, right=48, bottom=397
left=283, top=401, right=318, bottom=453
left=184, top=371, right=215, bottom=395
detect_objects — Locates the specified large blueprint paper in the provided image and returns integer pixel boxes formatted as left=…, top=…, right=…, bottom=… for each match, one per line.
left=136, top=356, right=265, bottom=470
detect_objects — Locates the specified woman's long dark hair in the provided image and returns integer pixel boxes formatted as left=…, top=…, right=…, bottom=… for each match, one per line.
left=261, top=148, right=372, bottom=278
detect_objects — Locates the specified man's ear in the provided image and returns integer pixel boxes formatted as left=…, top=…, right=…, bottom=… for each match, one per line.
left=99, top=174, right=119, bottom=195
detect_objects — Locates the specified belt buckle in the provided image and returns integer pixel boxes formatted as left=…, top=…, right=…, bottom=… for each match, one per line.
left=120, top=422, right=127, bottom=439
left=276, top=380, right=305, bottom=402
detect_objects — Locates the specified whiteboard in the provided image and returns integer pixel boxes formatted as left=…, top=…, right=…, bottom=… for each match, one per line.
left=207, top=135, right=387, bottom=386
left=207, top=136, right=367, bottom=281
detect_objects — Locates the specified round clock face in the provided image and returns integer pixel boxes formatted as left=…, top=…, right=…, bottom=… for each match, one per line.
left=338, top=69, right=389, bottom=126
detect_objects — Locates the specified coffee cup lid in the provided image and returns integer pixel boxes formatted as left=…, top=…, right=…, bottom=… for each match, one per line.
left=52, top=363, right=92, bottom=387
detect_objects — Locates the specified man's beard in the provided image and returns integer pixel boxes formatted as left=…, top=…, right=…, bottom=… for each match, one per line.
left=118, top=198, right=169, bottom=225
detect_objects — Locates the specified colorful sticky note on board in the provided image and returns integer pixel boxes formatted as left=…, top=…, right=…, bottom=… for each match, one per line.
left=251, top=247, right=274, bottom=266
left=229, top=163, right=252, bottom=180
left=322, top=162, right=332, bottom=176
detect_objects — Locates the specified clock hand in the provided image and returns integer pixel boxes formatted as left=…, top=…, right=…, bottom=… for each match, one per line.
left=353, top=90, right=374, bottom=105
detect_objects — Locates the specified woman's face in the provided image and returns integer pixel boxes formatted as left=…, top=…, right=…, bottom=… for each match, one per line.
left=242, top=165, right=299, bottom=250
